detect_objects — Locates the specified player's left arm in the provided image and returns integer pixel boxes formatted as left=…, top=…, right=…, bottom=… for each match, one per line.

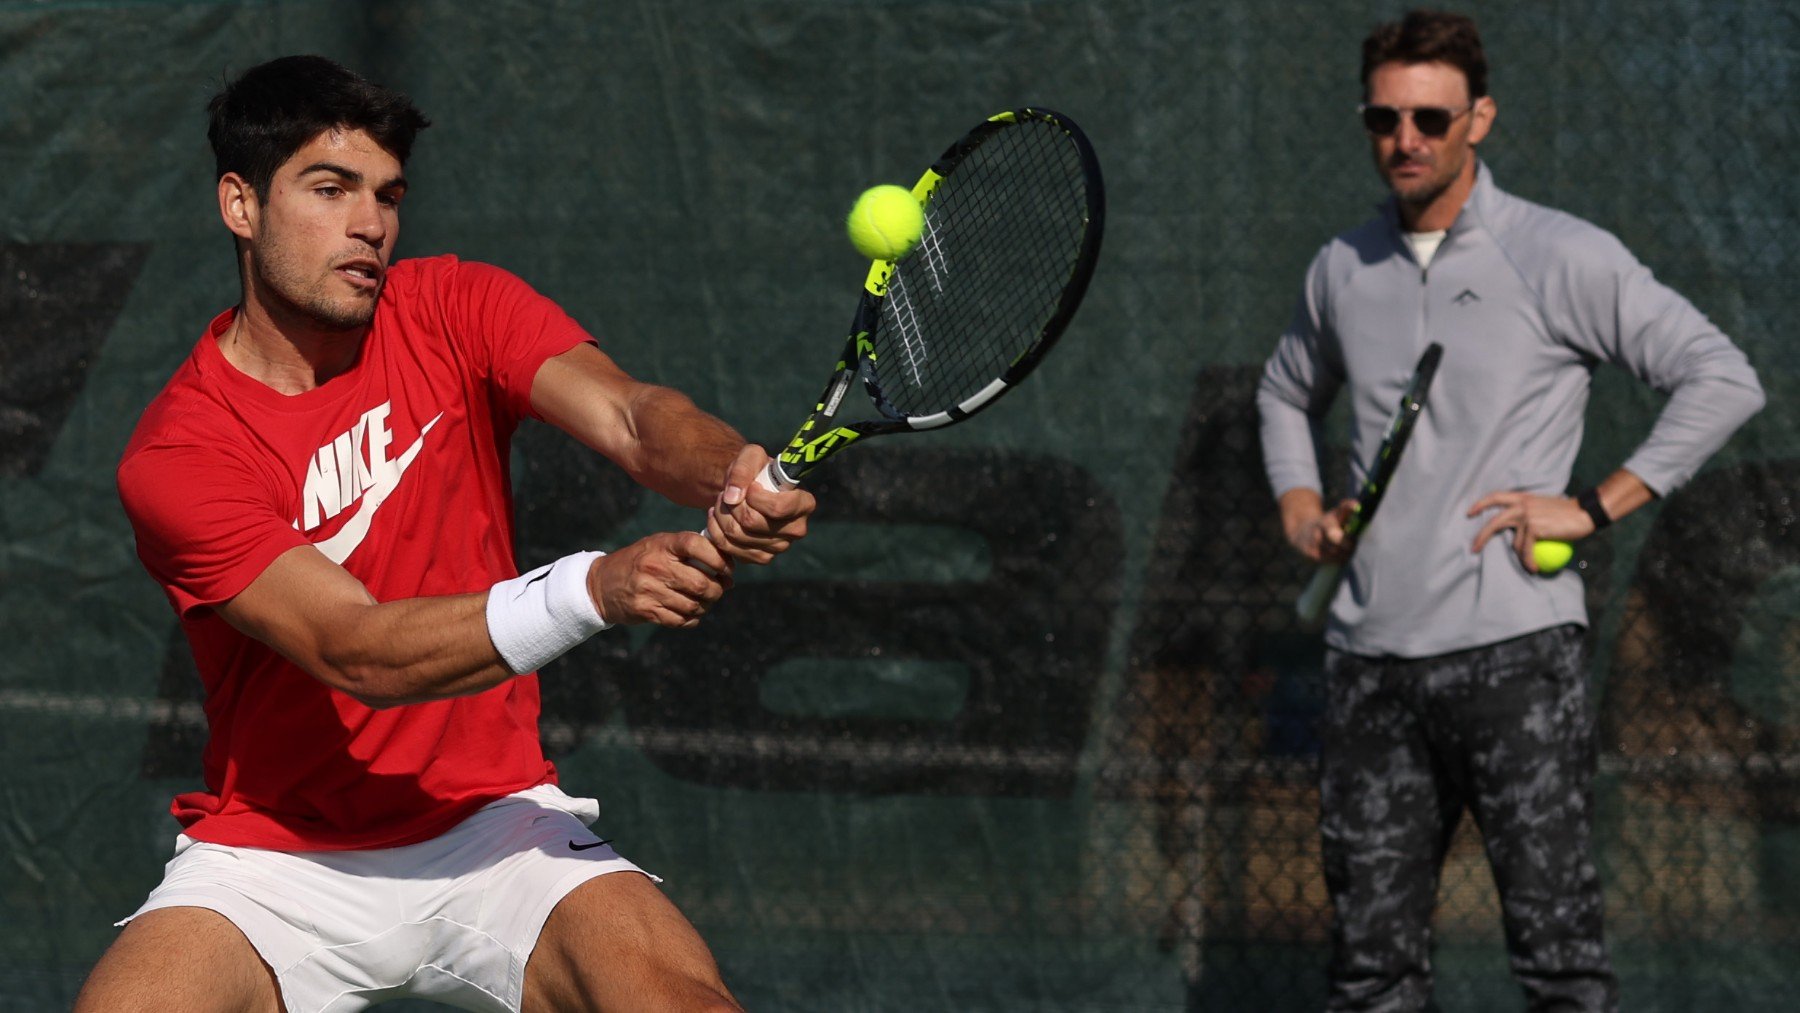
left=528, top=342, right=815, bottom=562
left=1470, top=228, right=1764, bottom=564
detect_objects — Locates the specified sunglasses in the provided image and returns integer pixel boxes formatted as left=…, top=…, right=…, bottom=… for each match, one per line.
left=1358, top=102, right=1476, bottom=138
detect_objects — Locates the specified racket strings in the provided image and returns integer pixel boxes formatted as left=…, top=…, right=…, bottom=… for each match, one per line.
left=869, top=118, right=1093, bottom=417
left=885, top=268, right=932, bottom=388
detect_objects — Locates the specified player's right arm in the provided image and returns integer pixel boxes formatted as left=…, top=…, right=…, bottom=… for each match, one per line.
left=1257, top=254, right=1346, bottom=562
left=120, top=436, right=731, bottom=709
left=215, top=533, right=730, bottom=709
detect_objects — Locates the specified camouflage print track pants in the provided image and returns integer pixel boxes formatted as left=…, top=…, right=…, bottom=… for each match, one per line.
left=1318, top=624, right=1619, bottom=1013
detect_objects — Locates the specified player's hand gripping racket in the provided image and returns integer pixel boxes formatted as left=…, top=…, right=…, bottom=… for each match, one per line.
left=1295, top=342, right=1443, bottom=623
left=748, top=106, right=1106, bottom=492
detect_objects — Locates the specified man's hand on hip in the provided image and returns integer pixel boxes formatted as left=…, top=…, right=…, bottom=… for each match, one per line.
left=1467, top=490, right=1595, bottom=571
left=1469, top=471, right=1655, bottom=571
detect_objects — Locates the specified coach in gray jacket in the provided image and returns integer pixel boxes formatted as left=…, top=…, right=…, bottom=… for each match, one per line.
left=1256, top=10, right=1762, bottom=1013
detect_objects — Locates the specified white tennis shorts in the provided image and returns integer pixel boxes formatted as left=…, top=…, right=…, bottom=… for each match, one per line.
left=119, top=784, right=656, bottom=1013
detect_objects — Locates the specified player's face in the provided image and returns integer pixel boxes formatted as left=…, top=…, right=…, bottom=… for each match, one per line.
left=1364, top=61, right=1493, bottom=212
left=247, top=128, right=406, bottom=331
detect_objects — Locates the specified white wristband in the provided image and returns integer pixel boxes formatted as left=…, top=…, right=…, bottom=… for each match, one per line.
left=485, top=551, right=612, bottom=675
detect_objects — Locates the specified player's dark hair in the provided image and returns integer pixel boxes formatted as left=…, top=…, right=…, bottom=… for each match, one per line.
left=1361, top=9, right=1488, bottom=99
left=207, top=55, right=430, bottom=199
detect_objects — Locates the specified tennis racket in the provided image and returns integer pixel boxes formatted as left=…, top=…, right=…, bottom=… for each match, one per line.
left=750, top=106, right=1105, bottom=491
left=1295, top=342, right=1443, bottom=623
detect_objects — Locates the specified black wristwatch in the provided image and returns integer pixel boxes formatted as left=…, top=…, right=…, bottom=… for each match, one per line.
left=1577, top=488, right=1612, bottom=531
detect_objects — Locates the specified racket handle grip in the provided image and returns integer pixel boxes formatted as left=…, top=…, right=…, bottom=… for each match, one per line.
left=756, top=458, right=798, bottom=492
left=1295, top=563, right=1343, bottom=624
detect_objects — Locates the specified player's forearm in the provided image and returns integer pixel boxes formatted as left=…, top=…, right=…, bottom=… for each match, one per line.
left=1620, top=347, right=1764, bottom=495
left=1256, top=382, right=1329, bottom=508
left=1587, top=468, right=1656, bottom=526
left=317, top=549, right=625, bottom=707
left=310, top=592, right=517, bottom=708
left=217, top=548, right=523, bottom=708
left=618, top=384, right=749, bottom=508
left=529, top=344, right=748, bottom=508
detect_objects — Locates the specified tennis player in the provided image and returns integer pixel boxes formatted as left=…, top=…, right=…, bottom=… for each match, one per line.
left=76, top=55, right=811, bottom=1012
left=1257, top=10, right=1763, bottom=1012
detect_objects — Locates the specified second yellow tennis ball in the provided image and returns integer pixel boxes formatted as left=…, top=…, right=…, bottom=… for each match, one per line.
left=846, top=185, right=925, bottom=262
left=1534, top=539, right=1574, bottom=574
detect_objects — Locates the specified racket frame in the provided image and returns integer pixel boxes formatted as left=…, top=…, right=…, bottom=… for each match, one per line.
left=768, top=107, right=1106, bottom=488
left=1295, top=342, right=1444, bottom=622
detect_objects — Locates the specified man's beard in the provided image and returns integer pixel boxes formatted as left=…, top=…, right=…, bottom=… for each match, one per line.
left=1384, top=151, right=1462, bottom=211
left=254, top=249, right=379, bottom=331
left=1394, top=175, right=1451, bottom=210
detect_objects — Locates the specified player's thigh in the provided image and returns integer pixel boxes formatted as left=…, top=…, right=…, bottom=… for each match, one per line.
left=521, top=871, right=740, bottom=1013
left=74, top=905, right=283, bottom=1013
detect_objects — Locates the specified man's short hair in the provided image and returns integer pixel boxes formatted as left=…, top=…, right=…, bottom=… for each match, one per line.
left=1361, top=9, right=1488, bottom=99
left=207, top=55, right=430, bottom=199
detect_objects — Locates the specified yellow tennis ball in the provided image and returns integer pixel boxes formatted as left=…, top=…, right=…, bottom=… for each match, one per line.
left=1534, top=539, right=1574, bottom=574
left=846, top=185, right=925, bottom=262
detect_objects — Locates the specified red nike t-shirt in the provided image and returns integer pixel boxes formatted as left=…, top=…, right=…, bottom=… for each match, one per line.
left=117, top=255, right=593, bottom=851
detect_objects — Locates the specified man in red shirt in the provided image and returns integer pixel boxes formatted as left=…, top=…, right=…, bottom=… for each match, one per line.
left=78, top=55, right=812, bottom=1012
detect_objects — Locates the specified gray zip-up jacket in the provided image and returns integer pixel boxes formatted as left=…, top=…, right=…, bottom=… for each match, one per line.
left=1258, top=165, right=1764, bottom=658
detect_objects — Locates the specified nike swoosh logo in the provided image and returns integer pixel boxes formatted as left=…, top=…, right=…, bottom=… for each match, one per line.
left=515, top=569, right=552, bottom=601
left=315, top=413, right=443, bottom=564
left=569, top=838, right=614, bottom=852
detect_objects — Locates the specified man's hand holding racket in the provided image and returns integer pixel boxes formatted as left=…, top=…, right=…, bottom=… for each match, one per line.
left=1281, top=489, right=1357, bottom=565
left=705, top=444, right=815, bottom=565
